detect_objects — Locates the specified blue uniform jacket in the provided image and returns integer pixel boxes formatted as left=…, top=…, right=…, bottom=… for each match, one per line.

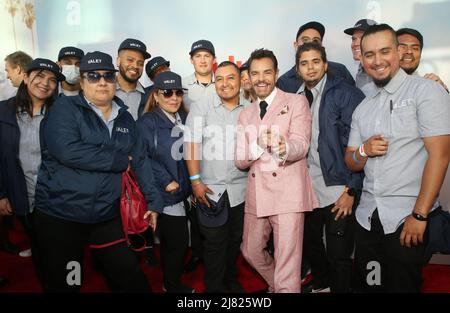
left=35, top=94, right=164, bottom=223
left=137, top=107, right=191, bottom=207
left=317, top=74, right=365, bottom=190
left=0, top=97, right=34, bottom=216
left=277, top=62, right=355, bottom=94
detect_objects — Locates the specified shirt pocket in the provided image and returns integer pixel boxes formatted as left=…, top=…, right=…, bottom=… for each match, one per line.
left=391, top=105, right=419, bottom=137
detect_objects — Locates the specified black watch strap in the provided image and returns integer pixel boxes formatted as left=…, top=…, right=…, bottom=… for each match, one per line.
left=411, top=212, right=428, bottom=222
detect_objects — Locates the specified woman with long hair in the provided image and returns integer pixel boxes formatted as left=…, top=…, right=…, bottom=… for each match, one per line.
left=138, top=71, right=194, bottom=293
left=0, top=58, right=64, bottom=276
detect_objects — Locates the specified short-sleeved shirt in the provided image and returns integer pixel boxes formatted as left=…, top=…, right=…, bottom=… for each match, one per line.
left=348, top=68, right=450, bottom=234
left=184, top=93, right=250, bottom=207
left=182, top=73, right=216, bottom=110
left=116, top=82, right=145, bottom=121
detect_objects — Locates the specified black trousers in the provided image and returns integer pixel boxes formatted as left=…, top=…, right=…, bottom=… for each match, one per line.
left=303, top=203, right=355, bottom=292
left=198, top=192, right=244, bottom=292
left=354, top=209, right=427, bottom=293
left=158, top=213, right=189, bottom=291
left=186, top=202, right=204, bottom=259
left=32, top=209, right=150, bottom=293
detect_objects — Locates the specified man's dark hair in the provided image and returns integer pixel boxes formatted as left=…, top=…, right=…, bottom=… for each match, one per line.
left=396, top=28, right=424, bottom=50
left=216, top=61, right=240, bottom=74
left=295, top=42, right=328, bottom=70
left=361, top=23, right=398, bottom=54
left=248, top=49, right=278, bottom=72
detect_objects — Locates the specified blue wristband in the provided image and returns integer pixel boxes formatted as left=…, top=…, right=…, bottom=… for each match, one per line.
left=353, top=150, right=361, bottom=163
left=189, top=174, right=201, bottom=181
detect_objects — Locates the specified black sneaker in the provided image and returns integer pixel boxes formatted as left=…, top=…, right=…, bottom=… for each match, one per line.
left=164, top=284, right=195, bottom=293
left=225, top=280, right=245, bottom=293
left=0, top=276, right=9, bottom=288
left=184, top=256, right=202, bottom=273
left=0, top=241, right=20, bottom=255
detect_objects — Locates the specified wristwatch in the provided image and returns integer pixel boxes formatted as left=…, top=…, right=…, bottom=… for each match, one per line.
left=344, top=186, right=356, bottom=197
left=411, top=212, right=428, bottom=222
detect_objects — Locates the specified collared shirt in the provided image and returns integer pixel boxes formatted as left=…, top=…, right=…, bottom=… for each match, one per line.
left=17, top=110, right=44, bottom=211
left=251, top=88, right=290, bottom=162
left=85, top=98, right=120, bottom=137
left=348, top=68, right=450, bottom=234
left=182, top=73, right=216, bottom=110
left=299, top=75, right=346, bottom=207
left=356, top=63, right=375, bottom=96
left=185, top=93, right=250, bottom=207
left=115, top=82, right=145, bottom=121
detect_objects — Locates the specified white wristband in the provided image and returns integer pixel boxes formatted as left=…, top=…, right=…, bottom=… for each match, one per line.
left=359, top=144, right=368, bottom=157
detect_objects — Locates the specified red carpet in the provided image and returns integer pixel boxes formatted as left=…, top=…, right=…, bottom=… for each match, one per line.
left=1, top=221, right=449, bottom=293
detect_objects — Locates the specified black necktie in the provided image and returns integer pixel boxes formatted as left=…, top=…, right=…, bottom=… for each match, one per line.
left=260, top=101, right=268, bottom=119
left=304, top=88, right=313, bottom=107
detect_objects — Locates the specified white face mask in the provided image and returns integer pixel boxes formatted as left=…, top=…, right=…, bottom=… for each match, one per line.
left=61, top=65, right=80, bottom=85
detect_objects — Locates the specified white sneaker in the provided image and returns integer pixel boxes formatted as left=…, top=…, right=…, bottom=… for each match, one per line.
left=19, top=248, right=32, bottom=257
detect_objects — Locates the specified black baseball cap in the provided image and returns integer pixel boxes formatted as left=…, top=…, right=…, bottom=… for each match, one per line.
left=27, top=58, right=65, bottom=81
left=396, top=28, right=424, bottom=50
left=189, top=40, right=215, bottom=57
left=296, top=21, right=325, bottom=41
left=58, top=46, right=84, bottom=61
left=196, top=195, right=228, bottom=228
left=79, top=51, right=118, bottom=73
left=145, top=56, right=170, bottom=78
left=153, top=71, right=186, bottom=90
left=240, top=61, right=249, bottom=72
left=118, top=38, right=151, bottom=59
left=344, top=19, right=378, bottom=35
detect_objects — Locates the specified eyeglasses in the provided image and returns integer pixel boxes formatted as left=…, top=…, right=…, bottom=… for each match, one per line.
left=83, top=72, right=116, bottom=84
left=159, top=89, right=184, bottom=98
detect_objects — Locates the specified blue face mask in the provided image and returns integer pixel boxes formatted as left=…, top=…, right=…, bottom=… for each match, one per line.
left=61, top=65, right=80, bottom=85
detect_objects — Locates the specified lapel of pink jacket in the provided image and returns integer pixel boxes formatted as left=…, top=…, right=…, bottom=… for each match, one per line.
left=261, top=89, right=286, bottom=126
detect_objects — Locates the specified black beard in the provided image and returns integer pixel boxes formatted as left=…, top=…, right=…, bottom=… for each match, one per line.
left=119, top=67, right=139, bottom=84
left=402, top=66, right=418, bottom=75
left=373, top=76, right=392, bottom=88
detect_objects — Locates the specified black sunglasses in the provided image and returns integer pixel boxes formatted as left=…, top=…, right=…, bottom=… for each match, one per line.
left=159, top=89, right=184, bottom=98
left=83, top=72, right=116, bottom=84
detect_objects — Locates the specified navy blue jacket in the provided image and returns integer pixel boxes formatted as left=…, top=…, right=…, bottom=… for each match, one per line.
left=316, top=74, right=365, bottom=190
left=277, top=62, right=355, bottom=94
left=0, top=97, right=36, bottom=216
left=35, top=94, right=164, bottom=223
left=137, top=107, right=191, bottom=206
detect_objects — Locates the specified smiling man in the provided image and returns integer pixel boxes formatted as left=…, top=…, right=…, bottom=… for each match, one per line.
left=344, top=24, right=450, bottom=292
left=235, top=49, right=318, bottom=293
left=344, top=19, right=378, bottom=93
left=396, top=28, right=448, bottom=92
left=296, top=42, right=365, bottom=293
left=116, top=38, right=151, bottom=120
left=185, top=61, right=250, bottom=292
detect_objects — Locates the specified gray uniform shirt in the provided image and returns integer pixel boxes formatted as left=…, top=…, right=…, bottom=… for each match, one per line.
left=185, top=93, right=250, bottom=207
left=348, top=69, right=450, bottom=234
left=182, top=73, right=216, bottom=110
left=299, top=75, right=345, bottom=208
left=116, top=82, right=145, bottom=121
left=17, top=111, right=44, bottom=211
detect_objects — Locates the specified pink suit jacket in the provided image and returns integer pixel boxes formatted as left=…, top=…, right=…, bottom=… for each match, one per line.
left=235, top=88, right=318, bottom=217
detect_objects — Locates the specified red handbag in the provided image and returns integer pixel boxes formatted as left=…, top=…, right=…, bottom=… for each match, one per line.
left=120, top=169, right=150, bottom=251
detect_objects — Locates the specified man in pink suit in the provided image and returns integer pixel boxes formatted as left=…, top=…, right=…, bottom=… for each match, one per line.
left=235, top=49, right=318, bottom=293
